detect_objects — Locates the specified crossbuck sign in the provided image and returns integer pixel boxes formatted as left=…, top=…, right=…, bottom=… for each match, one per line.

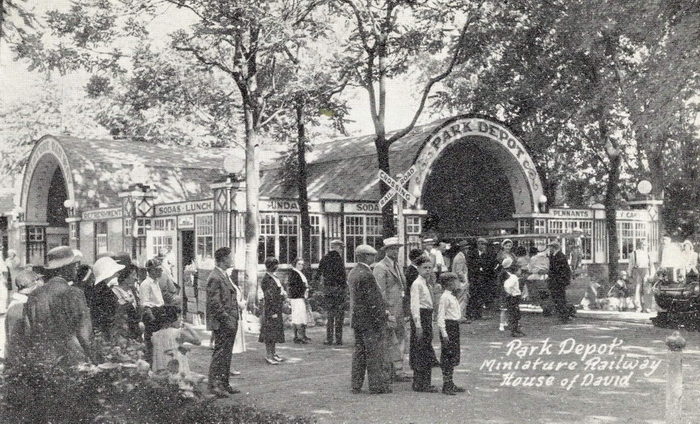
left=378, top=165, right=416, bottom=209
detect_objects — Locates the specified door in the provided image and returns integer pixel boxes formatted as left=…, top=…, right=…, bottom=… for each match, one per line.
left=180, top=230, right=195, bottom=284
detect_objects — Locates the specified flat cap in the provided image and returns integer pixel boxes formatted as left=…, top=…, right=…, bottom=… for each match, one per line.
left=355, top=244, right=378, bottom=255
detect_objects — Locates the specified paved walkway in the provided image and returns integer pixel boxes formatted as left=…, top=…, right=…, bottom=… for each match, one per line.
left=188, top=314, right=700, bottom=424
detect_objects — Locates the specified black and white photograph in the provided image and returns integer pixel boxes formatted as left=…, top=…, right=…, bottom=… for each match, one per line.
left=1, top=1, right=699, bottom=423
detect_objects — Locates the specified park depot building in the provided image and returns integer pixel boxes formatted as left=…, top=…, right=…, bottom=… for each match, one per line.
left=4, top=115, right=660, bottom=292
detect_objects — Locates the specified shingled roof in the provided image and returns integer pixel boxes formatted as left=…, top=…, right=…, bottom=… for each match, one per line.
left=260, top=118, right=451, bottom=201
left=35, top=135, right=237, bottom=210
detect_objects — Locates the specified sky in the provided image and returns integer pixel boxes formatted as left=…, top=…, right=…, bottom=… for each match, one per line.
left=0, top=0, right=425, bottom=137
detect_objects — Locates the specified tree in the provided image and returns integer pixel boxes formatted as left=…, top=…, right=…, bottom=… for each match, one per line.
left=0, top=0, right=37, bottom=43
left=335, top=0, right=486, bottom=237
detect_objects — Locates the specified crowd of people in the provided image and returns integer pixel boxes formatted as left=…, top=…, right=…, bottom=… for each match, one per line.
left=1, top=234, right=576, bottom=399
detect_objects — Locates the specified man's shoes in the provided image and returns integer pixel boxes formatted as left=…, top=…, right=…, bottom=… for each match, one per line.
left=294, top=338, right=305, bottom=344
left=452, top=385, right=466, bottom=392
left=351, top=388, right=362, bottom=394
left=209, top=387, right=230, bottom=398
left=273, top=354, right=285, bottom=362
left=369, top=387, right=393, bottom=394
left=265, top=357, right=280, bottom=365
left=323, top=340, right=334, bottom=345
left=223, top=385, right=240, bottom=394
left=558, top=318, right=571, bottom=324
left=303, top=337, right=312, bottom=343
left=511, top=330, right=525, bottom=337
left=230, top=369, right=241, bottom=376
left=442, top=387, right=456, bottom=395
left=335, top=340, right=343, bottom=346
left=413, top=385, right=438, bottom=393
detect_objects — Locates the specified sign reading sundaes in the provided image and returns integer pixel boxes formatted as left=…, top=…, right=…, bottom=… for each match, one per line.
left=480, top=338, right=662, bottom=390
left=408, top=117, right=545, bottom=213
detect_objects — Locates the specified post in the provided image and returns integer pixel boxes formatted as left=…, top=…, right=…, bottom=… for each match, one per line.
left=397, top=194, right=405, bottom=268
left=665, top=331, right=686, bottom=424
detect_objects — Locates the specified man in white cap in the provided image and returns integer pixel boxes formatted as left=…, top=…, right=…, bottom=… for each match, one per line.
left=373, top=236, right=410, bottom=382
left=315, top=239, right=348, bottom=345
left=349, top=244, right=391, bottom=394
left=23, top=246, right=94, bottom=366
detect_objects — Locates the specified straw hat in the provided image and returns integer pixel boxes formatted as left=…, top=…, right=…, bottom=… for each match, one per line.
left=45, top=246, right=81, bottom=270
left=382, top=237, right=403, bottom=248
left=355, top=244, right=378, bottom=255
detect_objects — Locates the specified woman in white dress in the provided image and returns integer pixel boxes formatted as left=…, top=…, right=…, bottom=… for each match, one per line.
left=288, top=258, right=311, bottom=343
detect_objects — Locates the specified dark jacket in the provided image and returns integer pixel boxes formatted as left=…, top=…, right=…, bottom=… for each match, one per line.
left=317, top=250, right=347, bottom=288
left=404, top=263, right=419, bottom=316
left=206, top=267, right=239, bottom=332
left=260, top=273, right=285, bottom=316
left=288, top=269, right=307, bottom=299
left=24, top=276, right=94, bottom=365
left=468, top=249, right=494, bottom=283
left=349, top=263, right=387, bottom=332
left=549, top=251, right=572, bottom=288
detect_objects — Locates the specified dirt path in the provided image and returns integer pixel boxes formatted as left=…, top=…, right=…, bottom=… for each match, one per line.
left=188, top=315, right=700, bottom=424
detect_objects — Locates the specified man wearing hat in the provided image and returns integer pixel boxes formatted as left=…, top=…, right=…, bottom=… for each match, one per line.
left=4, top=269, right=43, bottom=369
left=373, top=237, right=410, bottom=382
left=548, top=241, right=572, bottom=323
left=466, top=237, right=494, bottom=320
left=349, top=244, right=391, bottom=394
left=23, top=246, right=94, bottom=366
left=315, top=239, right=348, bottom=345
left=140, top=258, right=168, bottom=363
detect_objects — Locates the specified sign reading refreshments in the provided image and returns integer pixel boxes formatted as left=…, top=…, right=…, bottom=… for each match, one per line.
left=408, top=117, right=545, bottom=214
left=82, top=207, right=122, bottom=220
left=156, top=200, right=213, bottom=216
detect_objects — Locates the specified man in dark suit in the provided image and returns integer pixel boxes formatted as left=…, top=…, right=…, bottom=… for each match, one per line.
left=206, top=247, right=240, bottom=397
left=548, top=241, right=572, bottom=323
left=315, top=239, right=347, bottom=345
left=349, top=244, right=391, bottom=394
left=466, top=237, right=493, bottom=319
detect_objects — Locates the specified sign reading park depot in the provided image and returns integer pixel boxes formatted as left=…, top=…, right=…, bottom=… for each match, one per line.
left=408, top=116, right=545, bottom=214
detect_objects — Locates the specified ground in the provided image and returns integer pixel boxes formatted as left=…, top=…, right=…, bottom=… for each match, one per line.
left=186, top=312, right=700, bottom=424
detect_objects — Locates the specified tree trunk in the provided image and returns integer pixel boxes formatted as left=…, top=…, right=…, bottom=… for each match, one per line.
left=376, top=138, right=396, bottom=237
left=243, top=106, right=260, bottom=305
left=605, top=152, right=621, bottom=285
left=296, top=102, right=312, bottom=269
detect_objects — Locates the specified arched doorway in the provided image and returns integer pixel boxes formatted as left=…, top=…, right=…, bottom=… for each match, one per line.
left=408, top=116, right=544, bottom=237
left=20, top=137, right=75, bottom=264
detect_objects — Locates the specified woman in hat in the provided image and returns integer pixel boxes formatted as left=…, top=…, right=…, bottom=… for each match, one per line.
left=681, top=240, right=698, bottom=279
left=288, top=257, right=311, bottom=344
left=109, top=260, right=143, bottom=341
left=92, top=256, right=126, bottom=335
left=258, top=257, right=286, bottom=364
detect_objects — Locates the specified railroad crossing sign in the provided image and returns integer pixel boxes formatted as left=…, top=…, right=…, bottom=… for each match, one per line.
left=378, top=166, right=416, bottom=209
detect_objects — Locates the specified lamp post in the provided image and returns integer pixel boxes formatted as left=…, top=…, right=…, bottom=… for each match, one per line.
left=119, top=165, right=156, bottom=263
left=538, top=194, right=548, bottom=214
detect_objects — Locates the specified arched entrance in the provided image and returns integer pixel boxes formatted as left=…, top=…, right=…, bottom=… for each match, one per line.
left=20, top=137, right=75, bottom=264
left=408, top=116, right=544, bottom=236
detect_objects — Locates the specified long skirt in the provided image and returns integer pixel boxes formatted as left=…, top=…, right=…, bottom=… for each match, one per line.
left=409, top=308, right=440, bottom=372
left=258, top=306, right=285, bottom=344
left=290, top=298, right=307, bottom=325
left=440, top=320, right=461, bottom=367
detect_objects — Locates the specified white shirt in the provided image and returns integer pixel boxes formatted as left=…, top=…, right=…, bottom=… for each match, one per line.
left=504, top=272, right=521, bottom=297
left=437, top=290, right=461, bottom=337
left=430, top=248, right=446, bottom=273
left=410, top=275, right=433, bottom=324
left=139, top=275, right=165, bottom=308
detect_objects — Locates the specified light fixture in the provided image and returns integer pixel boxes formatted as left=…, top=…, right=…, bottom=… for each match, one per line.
left=223, top=155, right=244, bottom=176
left=637, top=180, right=652, bottom=196
left=130, top=164, right=150, bottom=188
left=538, top=194, right=548, bottom=214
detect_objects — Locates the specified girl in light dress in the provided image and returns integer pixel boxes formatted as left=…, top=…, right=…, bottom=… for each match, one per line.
left=288, top=258, right=312, bottom=344
left=151, top=305, right=204, bottom=384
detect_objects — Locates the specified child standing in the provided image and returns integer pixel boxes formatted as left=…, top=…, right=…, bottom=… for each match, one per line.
left=410, top=256, right=441, bottom=393
left=608, top=270, right=631, bottom=311
left=502, top=258, right=525, bottom=337
left=437, top=272, right=465, bottom=395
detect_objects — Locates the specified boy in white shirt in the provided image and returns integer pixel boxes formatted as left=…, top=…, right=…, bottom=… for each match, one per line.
left=437, top=272, right=466, bottom=395
left=410, top=256, right=440, bottom=393
left=502, top=258, right=525, bottom=337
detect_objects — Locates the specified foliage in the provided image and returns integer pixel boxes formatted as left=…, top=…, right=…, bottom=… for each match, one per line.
left=0, top=0, right=37, bottom=43
left=0, top=331, right=315, bottom=423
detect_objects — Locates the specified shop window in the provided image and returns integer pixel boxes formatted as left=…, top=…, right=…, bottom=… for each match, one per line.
left=196, top=214, right=214, bottom=265
left=548, top=219, right=593, bottom=260
left=95, top=221, right=108, bottom=255
left=279, top=214, right=299, bottom=265
left=258, top=213, right=276, bottom=263
left=310, top=215, right=321, bottom=263
left=617, top=221, right=647, bottom=261
left=534, top=219, right=546, bottom=234
left=344, top=215, right=384, bottom=263
left=124, top=218, right=151, bottom=237
left=152, top=217, right=176, bottom=231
